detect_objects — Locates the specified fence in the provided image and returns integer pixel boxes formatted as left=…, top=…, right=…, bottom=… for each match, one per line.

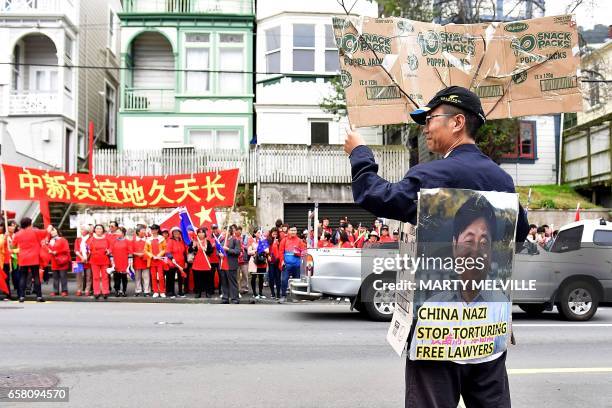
left=94, top=144, right=409, bottom=184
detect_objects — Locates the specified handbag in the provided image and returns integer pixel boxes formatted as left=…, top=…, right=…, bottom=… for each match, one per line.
left=55, top=253, right=71, bottom=268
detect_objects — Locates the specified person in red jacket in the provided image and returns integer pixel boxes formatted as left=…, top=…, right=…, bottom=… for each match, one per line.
left=110, top=227, right=131, bottom=297
left=145, top=224, right=167, bottom=298
left=132, top=225, right=150, bottom=297
left=317, top=231, right=334, bottom=248
left=48, top=227, right=70, bottom=296
left=236, top=226, right=251, bottom=295
left=278, top=225, right=306, bottom=303
left=11, top=217, right=51, bottom=302
left=89, top=224, right=112, bottom=300
left=38, top=235, right=51, bottom=287
left=337, top=231, right=354, bottom=248
left=166, top=227, right=187, bottom=298
left=74, top=225, right=93, bottom=296
left=379, top=225, right=395, bottom=243
left=267, top=227, right=282, bottom=300
left=208, top=224, right=222, bottom=295
left=190, top=228, right=212, bottom=298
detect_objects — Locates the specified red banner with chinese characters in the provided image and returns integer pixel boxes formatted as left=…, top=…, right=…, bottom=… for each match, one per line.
left=1, top=164, right=239, bottom=208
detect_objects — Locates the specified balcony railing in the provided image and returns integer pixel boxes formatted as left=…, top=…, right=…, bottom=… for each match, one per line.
left=1, top=0, right=77, bottom=24
left=9, top=90, right=60, bottom=115
left=123, top=88, right=175, bottom=112
left=123, top=0, right=254, bottom=15
left=94, top=145, right=409, bottom=184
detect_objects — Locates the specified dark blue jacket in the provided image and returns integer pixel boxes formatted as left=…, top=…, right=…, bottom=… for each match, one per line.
left=350, top=144, right=529, bottom=242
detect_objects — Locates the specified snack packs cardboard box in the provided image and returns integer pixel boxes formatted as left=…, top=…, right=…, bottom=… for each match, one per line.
left=333, top=14, right=583, bottom=127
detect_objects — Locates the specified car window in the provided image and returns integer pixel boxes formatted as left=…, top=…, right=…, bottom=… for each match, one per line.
left=550, top=225, right=583, bottom=253
left=593, top=230, right=612, bottom=246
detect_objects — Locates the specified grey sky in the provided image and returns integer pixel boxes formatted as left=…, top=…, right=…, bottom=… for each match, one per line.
left=545, top=0, right=611, bottom=29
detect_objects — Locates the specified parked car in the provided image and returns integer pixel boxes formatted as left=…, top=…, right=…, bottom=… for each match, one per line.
left=290, top=219, right=612, bottom=322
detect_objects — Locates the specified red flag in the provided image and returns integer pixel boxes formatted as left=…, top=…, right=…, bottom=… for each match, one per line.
left=575, top=202, right=581, bottom=222
left=159, top=206, right=217, bottom=232
left=0, top=268, right=9, bottom=294
left=39, top=200, right=51, bottom=227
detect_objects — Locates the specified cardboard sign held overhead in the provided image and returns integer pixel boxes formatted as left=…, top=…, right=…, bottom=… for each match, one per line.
left=333, top=14, right=583, bottom=127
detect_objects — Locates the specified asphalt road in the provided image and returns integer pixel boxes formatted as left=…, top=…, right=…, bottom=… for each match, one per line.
left=1, top=302, right=612, bottom=408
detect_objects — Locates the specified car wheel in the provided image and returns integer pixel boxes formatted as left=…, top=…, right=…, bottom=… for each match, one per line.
left=558, top=281, right=599, bottom=321
left=518, top=304, right=546, bottom=317
left=360, top=276, right=395, bottom=322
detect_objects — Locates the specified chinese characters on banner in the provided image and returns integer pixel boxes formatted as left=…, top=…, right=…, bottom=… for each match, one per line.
left=1, top=164, right=239, bottom=208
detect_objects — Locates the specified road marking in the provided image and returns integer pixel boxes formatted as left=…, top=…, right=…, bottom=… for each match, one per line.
left=513, top=323, right=612, bottom=327
left=508, top=367, right=612, bottom=375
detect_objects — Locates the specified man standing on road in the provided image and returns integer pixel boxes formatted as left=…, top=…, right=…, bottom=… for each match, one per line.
left=344, top=86, right=529, bottom=408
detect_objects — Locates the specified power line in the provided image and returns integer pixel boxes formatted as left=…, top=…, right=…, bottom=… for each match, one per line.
left=0, top=61, right=339, bottom=76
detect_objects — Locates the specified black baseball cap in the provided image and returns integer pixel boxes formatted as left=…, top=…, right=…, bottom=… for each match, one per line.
left=410, top=86, right=486, bottom=126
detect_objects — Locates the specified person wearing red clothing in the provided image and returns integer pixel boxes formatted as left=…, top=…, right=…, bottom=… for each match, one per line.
left=166, top=227, right=187, bottom=298
left=89, top=224, right=112, bottom=300
left=317, top=231, right=334, bottom=248
left=132, top=225, right=151, bottom=297
left=110, top=227, right=131, bottom=297
left=208, top=224, right=222, bottom=294
left=39, top=236, right=51, bottom=286
left=74, top=225, right=93, bottom=296
left=337, top=231, right=354, bottom=248
left=321, top=218, right=333, bottom=236
left=11, top=217, right=50, bottom=302
left=1, top=220, right=18, bottom=300
left=379, top=225, right=395, bottom=243
left=48, top=228, right=70, bottom=296
left=145, top=224, right=167, bottom=298
left=267, top=227, right=282, bottom=300
left=278, top=225, right=306, bottom=303
left=190, top=228, right=212, bottom=298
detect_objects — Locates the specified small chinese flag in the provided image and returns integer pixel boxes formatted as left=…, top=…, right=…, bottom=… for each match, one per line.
left=574, top=202, right=581, bottom=222
left=0, top=268, right=9, bottom=294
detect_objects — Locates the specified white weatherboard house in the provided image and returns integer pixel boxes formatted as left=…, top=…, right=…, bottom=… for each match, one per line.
left=0, top=0, right=121, bottom=219
left=255, top=0, right=381, bottom=146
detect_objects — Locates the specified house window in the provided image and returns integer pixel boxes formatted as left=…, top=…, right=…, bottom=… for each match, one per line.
left=188, top=128, right=241, bottom=151
left=184, top=33, right=210, bottom=93
left=310, top=122, right=329, bottom=144
left=502, top=121, right=536, bottom=160
left=293, top=24, right=315, bottom=72
left=108, top=9, right=118, bottom=54
left=218, top=33, right=244, bottom=94
left=324, top=25, right=339, bottom=72
left=105, top=83, right=116, bottom=145
left=589, top=81, right=601, bottom=107
left=265, top=26, right=281, bottom=74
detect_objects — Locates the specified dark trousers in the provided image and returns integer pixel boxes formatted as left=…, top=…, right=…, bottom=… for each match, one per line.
left=405, top=352, right=511, bottom=408
left=193, top=270, right=206, bottom=296
left=281, top=264, right=300, bottom=297
left=113, top=273, right=128, bottom=293
left=19, top=265, right=41, bottom=299
left=251, top=268, right=265, bottom=296
left=177, top=268, right=186, bottom=296
left=210, top=263, right=219, bottom=293
left=203, top=270, right=214, bottom=296
left=219, top=268, right=238, bottom=302
left=52, top=269, right=69, bottom=293
left=268, top=263, right=281, bottom=298
left=165, top=268, right=177, bottom=296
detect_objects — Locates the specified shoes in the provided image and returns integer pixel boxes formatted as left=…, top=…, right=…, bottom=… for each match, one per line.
left=85, top=291, right=90, bottom=297
left=103, top=294, right=108, bottom=300
left=221, top=300, right=230, bottom=304
left=160, top=293, right=166, bottom=298
left=118, top=291, right=125, bottom=297
left=170, top=295, right=176, bottom=299
left=278, top=297, right=286, bottom=304
left=61, top=292, right=68, bottom=297
left=152, top=293, right=159, bottom=298
left=19, top=297, right=25, bottom=303
left=231, top=300, right=240, bottom=304
left=50, top=292, right=57, bottom=297
left=76, top=290, right=82, bottom=296
left=135, top=292, right=141, bottom=297
left=255, top=295, right=260, bottom=299
left=36, top=297, right=45, bottom=303
left=178, top=294, right=186, bottom=298
left=94, top=294, right=100, bottom=300
left=260, top=295, right=266, bottom=299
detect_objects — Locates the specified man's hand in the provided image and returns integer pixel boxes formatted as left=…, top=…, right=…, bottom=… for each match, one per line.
left=344, top=125, right=365, bottom=155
